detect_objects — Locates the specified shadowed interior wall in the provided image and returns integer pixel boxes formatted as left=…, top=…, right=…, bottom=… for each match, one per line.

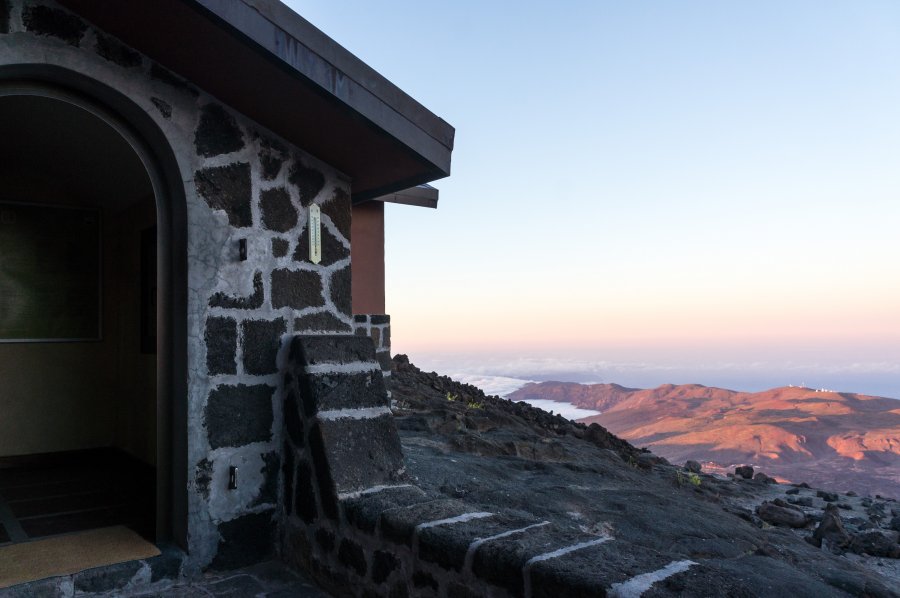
left=0, top=96, right=155, bottom=464
left=350, top=201, right=385, bottom=314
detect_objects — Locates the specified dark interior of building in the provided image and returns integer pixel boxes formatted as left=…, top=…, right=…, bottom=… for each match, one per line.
left=0, top=95, right=158, bottom=546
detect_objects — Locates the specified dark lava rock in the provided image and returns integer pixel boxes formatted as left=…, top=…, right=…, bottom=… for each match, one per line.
left=684, top=460, right=702, bottom=473
left=809, top=504, right=851, bottom=549
left=261, top=187, right=298, bottom=232
left=735, top=465, right=754, bottom=479
left=818, top=490, right=839, bottom=503
left=195, top=163, right=252, bottom=227
left=96, top=33, right=141, bottom=68
left=889, top=515, right=900, bottom=532
left=848, top=530, right=900, bottom=559
left=195, top=104, right=244, bottom=158
left=209, top=271, right=264, bottom=309
left=204, top=384, right=274, bottom=449
left=387, top=355, right=900, bottom=596
left=789, top=496, right=814, bottom=508
left=786, top=487, right=800, bottom=495
left=23, top=5, right=86, bottom=46
left=757, top=501, right=808, bottom=528
left=754, top=472, right=776, bottom=484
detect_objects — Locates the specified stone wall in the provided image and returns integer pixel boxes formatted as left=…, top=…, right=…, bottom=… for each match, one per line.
left=353, top=314, right=392, bottom=375
left=1, top=0, right=352, bottom=578
left=281, top=335, right=633, bottom=598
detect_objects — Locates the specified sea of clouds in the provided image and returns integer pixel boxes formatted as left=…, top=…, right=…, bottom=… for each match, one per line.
left=423, top=355, right=900, bottom=406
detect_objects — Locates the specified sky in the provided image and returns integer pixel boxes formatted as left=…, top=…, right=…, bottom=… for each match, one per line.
left=288, top=1, right=900, bottom=398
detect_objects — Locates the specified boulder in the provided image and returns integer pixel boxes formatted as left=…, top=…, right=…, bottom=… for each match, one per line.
left=684, top=460, right=702, bottom=473
left=817, top=490, right=839, bottom=503
left=808, top=504, right=851, bottom=549
left=848, top=530, right=900, bottom=559
left=735, top=465, right=754, bottom=479
left=757, top=501, right=808, bottom=528
left=889, top=516, right=900, bottom=533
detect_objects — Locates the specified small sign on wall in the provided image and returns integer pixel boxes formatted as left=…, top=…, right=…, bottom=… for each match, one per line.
left=308, top=204, right=322, bottom=264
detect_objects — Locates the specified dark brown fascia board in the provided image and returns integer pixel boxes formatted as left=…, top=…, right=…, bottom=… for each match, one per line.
left=194, top=0, right=455, bottom=174
left=372, top=184, right=439, bottom=209
left=54, top=0, right=454, bottom=200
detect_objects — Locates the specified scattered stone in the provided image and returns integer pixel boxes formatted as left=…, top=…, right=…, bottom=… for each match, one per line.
left=837, top=503, right=852, bottom=511
left=636, top=453, right=659, bottom=470
left=817, top=490, right=839, bottom=503
left=735, top=465, right=754, bottom=479
left=848, top=530, right=900, bottom=559
left=786, top=487, right=800, bottom=495
left=889, top=516, right=900, bottom=532
left=846, top=491, right=858, bottom=497
left=754, top=472, right=776, bottom=484
left=684, top=460, right=702, bottom=473
left=757, top=501, right=808, bottom=528
left=808, top=505, right=851, bottom=549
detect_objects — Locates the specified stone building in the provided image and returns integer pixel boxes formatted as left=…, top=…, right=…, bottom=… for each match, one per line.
left=0, top=0, right=453, bottom=590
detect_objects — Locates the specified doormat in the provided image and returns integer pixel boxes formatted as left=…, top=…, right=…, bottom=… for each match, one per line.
left=0, top=525, right=160, bottom=588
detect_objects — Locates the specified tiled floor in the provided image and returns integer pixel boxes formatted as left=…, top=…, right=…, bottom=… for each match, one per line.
left=0, top=448, right=154, bottom=547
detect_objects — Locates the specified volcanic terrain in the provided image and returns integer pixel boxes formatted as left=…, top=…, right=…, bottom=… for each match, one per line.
left=507, top=382, right=900, bottom=498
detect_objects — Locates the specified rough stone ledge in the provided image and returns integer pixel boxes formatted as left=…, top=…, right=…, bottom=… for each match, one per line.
left=471, top=525, right=611, bottom=596
left=378, top=499, right=484, bottom=547
left=313, top=414, right=405, bottom=496
left=417, top=512, right=544, bottom=572
left=289, top=335, right=378, bottom=367
left=299, top=370, right=389, bottom=413
left=341, top=486, right=431, bottom=533
left=333, top=487, right=682, bottom=597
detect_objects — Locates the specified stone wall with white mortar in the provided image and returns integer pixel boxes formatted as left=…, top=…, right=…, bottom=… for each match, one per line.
left=1, top=0, right=353, bottom=577
left=353, top=314, right=392, bottom=375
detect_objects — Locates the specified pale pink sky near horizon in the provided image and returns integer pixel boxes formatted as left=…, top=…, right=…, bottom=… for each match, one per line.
left=293, top=1, right=900, bottom=388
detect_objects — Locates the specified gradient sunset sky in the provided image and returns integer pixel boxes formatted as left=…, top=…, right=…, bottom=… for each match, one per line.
left=290, top=1, right=900, bottom=397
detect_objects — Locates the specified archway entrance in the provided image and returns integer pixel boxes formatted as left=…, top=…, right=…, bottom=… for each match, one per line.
left=0, top=93, right=162, bottom=548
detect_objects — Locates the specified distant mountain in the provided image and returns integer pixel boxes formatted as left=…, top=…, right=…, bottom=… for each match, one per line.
left=507, top=382, right=900, bottom=498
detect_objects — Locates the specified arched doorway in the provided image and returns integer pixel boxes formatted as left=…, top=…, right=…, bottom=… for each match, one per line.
left=0, top=70, right=187, bottom=550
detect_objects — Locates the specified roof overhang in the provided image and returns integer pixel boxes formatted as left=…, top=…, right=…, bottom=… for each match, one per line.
left=372, top=184, right=439, bottom=209
left=56, top=0, right=455, bottom=202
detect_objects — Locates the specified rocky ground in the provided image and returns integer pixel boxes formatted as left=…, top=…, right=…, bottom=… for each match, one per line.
left=388, top=355, right=900, bottom=597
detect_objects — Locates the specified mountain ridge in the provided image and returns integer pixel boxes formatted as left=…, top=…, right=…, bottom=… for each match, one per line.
left=507, top=381, right=900, bottom=498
